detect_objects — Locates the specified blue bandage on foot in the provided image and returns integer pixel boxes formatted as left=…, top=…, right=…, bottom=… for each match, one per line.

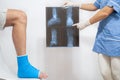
left=17, top=55, right=40, bottom=78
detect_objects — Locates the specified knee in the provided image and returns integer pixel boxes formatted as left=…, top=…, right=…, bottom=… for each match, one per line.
left=14, top=10, right=27, bottom=25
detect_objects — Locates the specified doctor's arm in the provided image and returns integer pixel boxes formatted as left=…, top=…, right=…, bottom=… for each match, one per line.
left=64, top=1, right=98, bottom=11
left=89, top=6, right=114, bottom=24
left=80, top=3, right=98, bottom=11
left=73, top=6, right=114, bottom=30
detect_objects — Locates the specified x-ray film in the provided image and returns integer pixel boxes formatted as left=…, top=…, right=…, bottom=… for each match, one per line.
left=46, top=7, right=79, bottom=47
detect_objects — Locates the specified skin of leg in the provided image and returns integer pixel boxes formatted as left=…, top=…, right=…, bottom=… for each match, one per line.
left=98, top=54, right=113, bottom=80
left=4, top=9, right=48, bottom=79
left=111, top=57, right=120, bottom=80
left=4, top=9, right=27, bottom=56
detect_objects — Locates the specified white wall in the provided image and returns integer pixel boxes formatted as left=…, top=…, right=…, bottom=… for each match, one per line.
left=0, top=0, right=103, bottom=80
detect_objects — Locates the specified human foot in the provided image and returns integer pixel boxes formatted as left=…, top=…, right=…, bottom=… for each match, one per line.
left=17, top=55, right=48, bottom=79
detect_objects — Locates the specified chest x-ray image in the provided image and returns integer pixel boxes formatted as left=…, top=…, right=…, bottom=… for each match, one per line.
left=46, top=7, right=79, bottom=47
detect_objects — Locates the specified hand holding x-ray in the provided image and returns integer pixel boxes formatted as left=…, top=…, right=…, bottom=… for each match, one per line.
left=72, top=20, right=91, bottom=30
left=63, top=1, right=81, bottom=8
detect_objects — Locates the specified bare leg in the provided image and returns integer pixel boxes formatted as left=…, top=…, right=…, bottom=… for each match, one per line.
left=4, top=9, right=48, bottom=79
left=98, top=54, right=113, bottom=80
left=111, top=57, right=120, bottom=80
left=5, top=9, right=26, bottom=56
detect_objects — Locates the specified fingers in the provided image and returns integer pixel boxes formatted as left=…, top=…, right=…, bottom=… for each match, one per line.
left=72, top=23, right=82, bottom=30
left=72, top=23, right=80, bottom=29
left=72, top=23, right=78, bottom=26
left=62, top=2, right=68, bottom=8
left=64, top=1, right=68, bottom=5
left=62, top=1, right=71, bottom=8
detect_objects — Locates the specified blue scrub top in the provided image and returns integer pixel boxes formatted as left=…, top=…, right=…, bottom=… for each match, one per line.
left=92, top=0, right=120, bottom=56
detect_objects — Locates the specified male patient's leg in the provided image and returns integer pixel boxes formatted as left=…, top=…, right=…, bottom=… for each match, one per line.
left=4, top=9, right=48, bottom=79
left=5, top=9, right=26, bottom=56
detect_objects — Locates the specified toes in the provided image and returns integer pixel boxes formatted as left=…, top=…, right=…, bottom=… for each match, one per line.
left=39, top=72, right=48, bottom=79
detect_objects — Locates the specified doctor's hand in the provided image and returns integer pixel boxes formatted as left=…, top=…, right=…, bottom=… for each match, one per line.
left=63, top=1, right=81, bottom=8
left=72, top=20, right=91, bottom=30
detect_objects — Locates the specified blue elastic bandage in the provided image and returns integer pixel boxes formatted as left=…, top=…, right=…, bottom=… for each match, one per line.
left=17, top=55, right=40, bottom=78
